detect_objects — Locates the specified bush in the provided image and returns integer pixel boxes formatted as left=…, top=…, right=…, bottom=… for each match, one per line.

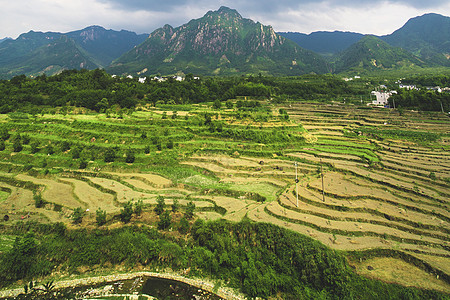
left=34, top=193, right=45, bottom=208
left=158, top=210, right=171, bottom=230
left=134, top=199, right=143, bottom=216
left=96, top=208, right=107, bottom=226
left=71, top=207, right=84, bottom=224
left=172, top=199, right=179, bottom=213
left=13, top=139, right=23, bottom=152
left=155, top=195, right=165, bottom=215
left=185, top=201, right=196, bottom=219
left=178, top=217, right=190, bottom=234
left=125, top=149, right=135, bottom=163
left=30, top=141, right=40, bottom=154
left=104, top=148, right=116, bottom=162
left=0, top=141, right=5, bottom=151
left=79, top=160, right=88, bottom=169
left=120, top=201, right=133, bottom=223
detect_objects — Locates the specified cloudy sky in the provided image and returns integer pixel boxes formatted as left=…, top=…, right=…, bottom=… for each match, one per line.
left=1, top=0, right=449, bottom=39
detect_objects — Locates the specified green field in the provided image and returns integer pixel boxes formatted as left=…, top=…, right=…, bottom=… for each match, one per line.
left=0, top=97, right=449, bottom=298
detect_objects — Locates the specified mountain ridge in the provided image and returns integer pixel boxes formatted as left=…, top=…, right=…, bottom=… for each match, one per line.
left=108, top=6, right=330, bottom=76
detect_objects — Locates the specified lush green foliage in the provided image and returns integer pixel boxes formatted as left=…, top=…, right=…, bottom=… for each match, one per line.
left=389, top=89, right=449, bottom=111
left=0, top=221, right=446, bottom=299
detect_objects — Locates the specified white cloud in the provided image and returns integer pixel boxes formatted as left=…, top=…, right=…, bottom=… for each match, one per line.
left=0, top=0, right=449, bottom=38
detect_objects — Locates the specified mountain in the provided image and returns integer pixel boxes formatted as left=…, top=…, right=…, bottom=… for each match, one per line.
left=0, top=34, right=100, bottom=77
left=108, top=6, right=330, bottom=76
left=0, top=26, right=147, bottom=78
left=0, top=38, right=11, bottom=44
left=332, top=35, right=425, bottom=73
left=278, top=31, right=363, bottom=56
left=66, top=26, right=148, bottom=66
left=381, top=13, right=450, bottom=66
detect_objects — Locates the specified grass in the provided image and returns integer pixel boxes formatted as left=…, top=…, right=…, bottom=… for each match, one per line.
left=0, top=235, right=16, bottom=252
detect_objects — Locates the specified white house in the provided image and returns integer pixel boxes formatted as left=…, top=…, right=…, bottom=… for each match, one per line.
left=370, top=91, right=396, bottom=106
left=138, top=77, right=146, bottom=83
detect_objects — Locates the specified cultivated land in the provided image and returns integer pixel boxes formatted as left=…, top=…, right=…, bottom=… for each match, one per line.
left=0, top=101, right=448, bottom=293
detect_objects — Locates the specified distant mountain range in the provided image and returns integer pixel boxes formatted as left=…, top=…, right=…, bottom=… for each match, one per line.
left=0, top=8, right=448, bottom=78
left=0, top=27, right=147, bottom=78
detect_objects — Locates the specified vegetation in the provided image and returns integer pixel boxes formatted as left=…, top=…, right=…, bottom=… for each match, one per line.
left=0, top=221, right=447, bottom=299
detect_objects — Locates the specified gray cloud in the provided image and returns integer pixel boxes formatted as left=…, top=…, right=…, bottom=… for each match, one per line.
left=1, top=0, right=449, bottom=39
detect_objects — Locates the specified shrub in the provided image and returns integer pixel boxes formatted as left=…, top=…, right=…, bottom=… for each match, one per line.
left=104, top=148, right=116, bottom=162
left=178, top=217, right=190, bottom=234
left=172, top=199, right=179, bottom=213
left=134, top=199, right=143, bottom=216
left=71, top=207, right=84, bottom=224
left=185, top=201, right=196, bottom=219
left=125, top=149, right=135, bottom=163
left=158, top=210, right=171, bottom=230
left=30, top=141, right=40, bottom=154
left=120, top=201, right=133, bottom=223
left=34, top=193, right=45, bottom=208
left=0, top=141, right=5, bottom=151
left=13, top=139, right=23, bottom=152
left=96, top=208, right=107, bottom=226
left=155, top=195, right=165, bottom=215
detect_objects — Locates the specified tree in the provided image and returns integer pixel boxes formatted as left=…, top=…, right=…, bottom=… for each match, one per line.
left=104, top=147, right=116, bottom=162
left=125, top=149, right=135, bottom=163
left=120, top=201, right=133, bottom=223
left=0, top=140, right=5, bottom=151
left=213, top=99, right=222, bottom=109
left=0, top=127, right=10, bottom=141
left=71, top=146, right=81, bottom=159
left=178, top=217, right=190, bottom=234
left=158, top=210, right=171, bottom=230
left=34, top=193, right=45, bottom=208
left=46, top=144, right=54, bottom=155
left=172, top=199, right=180, bottom=213
left=185, top=200, right=196, bottom=219
left=13, top=139, right=23, bottom=152
left=134, top=199, right=143, bottom=216
left=96, top=207, right=107, bottom=226
left=30, top=141, right=40, bottom=154
left=71, top=207, right=84, bottom=224
left=155, top=195, right=165, bottom=215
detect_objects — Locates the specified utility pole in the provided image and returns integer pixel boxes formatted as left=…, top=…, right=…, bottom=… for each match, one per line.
left=295, top=162, right=299, bottom=207
left=320, top=159, right=325, bottom=202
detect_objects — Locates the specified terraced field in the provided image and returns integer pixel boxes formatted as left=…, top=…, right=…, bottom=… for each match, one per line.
left=0, top=102, right=448, bottom=291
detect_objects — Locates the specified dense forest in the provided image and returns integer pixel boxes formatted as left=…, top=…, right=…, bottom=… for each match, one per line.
left=0, top=69, right=367, bottom=114
left=0, top=220, right=446, bottom=299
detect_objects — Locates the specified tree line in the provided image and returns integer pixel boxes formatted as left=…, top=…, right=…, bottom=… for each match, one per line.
left=0, top=70, right=364, bottom=114
left=0, top=220, right=447, bottom=299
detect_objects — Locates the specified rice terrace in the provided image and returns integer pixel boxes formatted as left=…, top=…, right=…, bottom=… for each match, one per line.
left=0, top=71, right=449, bottom=299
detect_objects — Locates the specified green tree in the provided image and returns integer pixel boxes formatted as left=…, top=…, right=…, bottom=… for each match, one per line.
left=0, top=127, right=10, bottom=141
left=46, top=144, right=54, bottom=155
left=178, top=217, right=190, bottom=234
left=120, top=201, right=133, bottom=223
left=13, top=139, right=23, bottom=152
left=34, top=193, right=45, bottom=208
left=125, top=149, right=135, bottom=163
left=96, top=207, right=107, bottom=226
left=104, top=147, right=116, bottom=162
left=155, top=195, right=165, bottom=215
left=71, top=146, right=81, bottom=159
left=213, top=99, right=222, bottom=109
left=71, top=207, right=84, bottom=224
left=185, top=200, right=196, bottom=219
left=30, top=141, right=40, bottom=154
left=158, top=210, right=172, bottom=230
left=134, top=199, right=143, bottom=216
left=0, top=140, right=5, bottom=151
left=172, top=199, right=180, bottom=213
